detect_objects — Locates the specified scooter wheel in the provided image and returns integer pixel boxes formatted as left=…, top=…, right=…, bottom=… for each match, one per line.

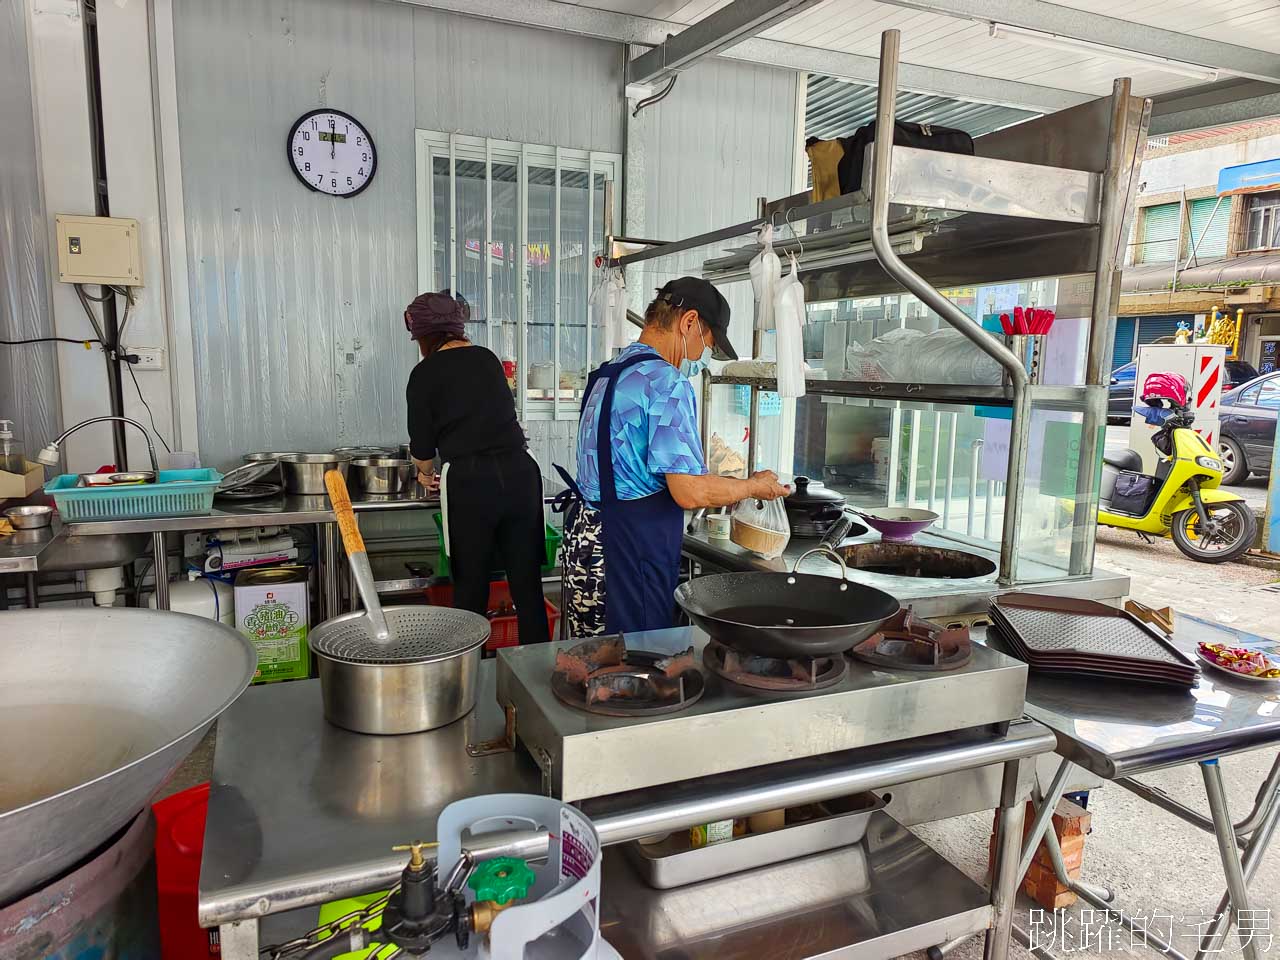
left=1170, top=501, right=1257, bottom=563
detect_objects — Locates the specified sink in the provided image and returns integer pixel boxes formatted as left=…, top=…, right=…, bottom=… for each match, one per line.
left=39, top=532, right=150, bottom=572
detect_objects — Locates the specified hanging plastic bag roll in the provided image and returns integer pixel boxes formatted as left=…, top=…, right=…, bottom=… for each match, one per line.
left=774, top=254, right=806, bottom=399
left=749, top=224, right=782, bottom=332
left=608, top=270, right=629, bottom=356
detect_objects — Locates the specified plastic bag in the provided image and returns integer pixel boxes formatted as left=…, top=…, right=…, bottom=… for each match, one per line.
left=749, top=224, right=782, bottom=332
left=591, top=268, right=630, bottom=358
left=730, top=496, right=791, bottom=559
left=774, top=254, right=806, bottom=399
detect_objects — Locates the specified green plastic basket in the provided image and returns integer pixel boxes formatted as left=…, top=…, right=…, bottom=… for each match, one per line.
left=431, top=512, right=561, bottom=578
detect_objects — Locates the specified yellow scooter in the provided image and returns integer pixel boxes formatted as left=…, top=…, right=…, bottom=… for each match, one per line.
left=1099, top=402, right=1256, bottom=563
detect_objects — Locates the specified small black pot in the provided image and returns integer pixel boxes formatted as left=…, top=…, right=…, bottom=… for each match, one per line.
left=784, top=476, right=847, bottom=537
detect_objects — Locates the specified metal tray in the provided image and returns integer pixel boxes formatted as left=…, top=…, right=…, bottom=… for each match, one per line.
left=625, top=791, right=886, bottom=889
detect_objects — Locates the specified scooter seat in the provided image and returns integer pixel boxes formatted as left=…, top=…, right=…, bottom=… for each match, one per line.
left=1103, top=449, right=1143, bottom=473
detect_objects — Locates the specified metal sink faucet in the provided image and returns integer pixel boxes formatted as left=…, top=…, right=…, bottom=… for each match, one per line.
left=36, top=416, right=160, bottom=473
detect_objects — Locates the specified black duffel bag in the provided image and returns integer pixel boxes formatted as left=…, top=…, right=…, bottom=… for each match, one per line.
left=1111, top=471, right=1157, bottom=516
left=838, top=120, right=975, bottom=195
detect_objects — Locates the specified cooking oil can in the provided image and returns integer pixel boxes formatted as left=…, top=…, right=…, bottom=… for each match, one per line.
left=234, top=566, right=310, bottom=683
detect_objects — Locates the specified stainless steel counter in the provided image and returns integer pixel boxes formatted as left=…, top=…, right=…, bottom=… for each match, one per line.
left=683, top=523, right=1130, bottom=621
left=200, top=661, right=1055, bottom=959
left=0, top=518, right=64, bottom=574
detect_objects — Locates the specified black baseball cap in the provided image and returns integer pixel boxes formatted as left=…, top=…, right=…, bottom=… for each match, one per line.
left=654, top=277, right=737, bottom=361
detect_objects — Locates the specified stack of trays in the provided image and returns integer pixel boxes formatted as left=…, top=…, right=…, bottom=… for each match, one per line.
left=989, top=593, right=1198, bottom=689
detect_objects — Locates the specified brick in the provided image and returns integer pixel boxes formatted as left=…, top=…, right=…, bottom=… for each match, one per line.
left=988, top=797, right=1090, bottom=911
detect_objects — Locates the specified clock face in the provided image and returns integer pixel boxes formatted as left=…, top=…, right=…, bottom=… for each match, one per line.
left=287, top=109, right=377, bottom=198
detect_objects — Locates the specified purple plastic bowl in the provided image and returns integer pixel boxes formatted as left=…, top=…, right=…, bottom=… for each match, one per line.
left=854, top=507, right=939, bottom=542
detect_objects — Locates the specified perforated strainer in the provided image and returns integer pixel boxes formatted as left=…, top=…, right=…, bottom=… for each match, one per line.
left=311, top=469, right=491, bottom=734
left=310, top=605, right=490, bottom=665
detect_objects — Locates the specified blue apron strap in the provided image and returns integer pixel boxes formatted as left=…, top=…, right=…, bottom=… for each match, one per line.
left=595, top=351, right=654, bottom=507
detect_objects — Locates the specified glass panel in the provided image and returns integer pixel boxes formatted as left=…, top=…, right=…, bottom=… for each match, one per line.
left=589, top=172, right=609, bottom=366
left=1256, top=379, right=1280, bottom=409
left=491, top=163, right=519, bottom=387
left=1015, top=400, right=1095, bottom=582
left=431, top=156, right=449, bottom=295
left=559, top=169, right=590, bottom=403
left=453, top=158, right=487, bottom=347
left=706, top=382, right=749, bottom=479
left=526, top=166, right=556, bottom=401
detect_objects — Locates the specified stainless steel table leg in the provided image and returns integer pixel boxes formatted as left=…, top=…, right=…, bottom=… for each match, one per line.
left=151, top=531, right=170, bottom=610
left=1201, top=759, right=1262, bottom=960
left=25, top=573, right=38, bottom=608
left=1196, top=775, right=1280, bottom=959
left=320, top=522, right=340, bottom=619
left=218, top=919, right=260, bottom=960
left=985, top=758, right=1028, bottom=960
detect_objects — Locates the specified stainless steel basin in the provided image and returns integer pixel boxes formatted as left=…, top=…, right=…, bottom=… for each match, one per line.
left=38, top=532, right=149, bottom=572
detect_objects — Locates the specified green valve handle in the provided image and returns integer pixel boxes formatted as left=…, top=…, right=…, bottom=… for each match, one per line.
left=467, top=857, right=535, bottom=905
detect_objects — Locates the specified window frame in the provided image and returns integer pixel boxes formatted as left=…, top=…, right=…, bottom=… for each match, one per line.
left=415, top=130, right=621, bottom=421
left=1244, top=192, right=1280, bottom=252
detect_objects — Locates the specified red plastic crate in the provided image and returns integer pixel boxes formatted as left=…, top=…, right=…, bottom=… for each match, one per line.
left=425, top=579, right=558, bottom=650
left=153, top=783, right=220, bottom=958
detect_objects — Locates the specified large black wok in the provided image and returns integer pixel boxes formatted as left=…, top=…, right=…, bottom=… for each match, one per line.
left=675, top=570, right=900, bottom=659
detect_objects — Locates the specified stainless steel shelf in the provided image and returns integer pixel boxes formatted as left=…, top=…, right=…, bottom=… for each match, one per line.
left=710, top=374, right=1010, bottom=405
left=599, top=813, right=993, bottom=960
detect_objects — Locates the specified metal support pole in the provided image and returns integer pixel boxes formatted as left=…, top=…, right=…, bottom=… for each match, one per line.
left=868, top=30, right=1029, bottom=584
left=985, top=477, right=996, bottom=542
left=747, top=385, right=759, bottom=473
left=1016, top=758, right=1075, bottom=881
left=943, top=412, right=957, bottom=529
left=907, top=409, right=921, bottom=508
left=968, top=438, right=983, bottom=536
left=1071, top=80, right=1149, bottom=576
left=321, top=522, right=341, bottom=620
left=24, top=573, right=38, bottom=608
left=928, top=410, right=941, bottom=513
left=1201, top=759, right=1262, bottom=960
left=1196, top=771, right=1280, bottom=959
left=151, top=531, right=169, bottom=610
left=985, top=759, right=1028, bottom=960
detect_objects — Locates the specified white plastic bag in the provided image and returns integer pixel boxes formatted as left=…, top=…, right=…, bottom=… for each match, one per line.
left=749, top=224, right=782, bottom=332
left=774, top=254, right=806, bottom=399
left=591, top=268, right=631, bottom=358
left=730, top=496, right=791, bottom=559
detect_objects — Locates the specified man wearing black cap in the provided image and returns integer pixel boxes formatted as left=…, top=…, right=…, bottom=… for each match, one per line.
left=557, top=277, right=789, bottom=637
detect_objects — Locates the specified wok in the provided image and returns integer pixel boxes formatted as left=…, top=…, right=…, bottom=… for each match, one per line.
left=0, top=608, right=256, bottom=905
left=675, top=569, right=900, bottom=660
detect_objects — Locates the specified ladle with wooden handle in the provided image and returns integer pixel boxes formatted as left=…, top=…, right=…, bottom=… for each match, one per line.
left=324, top=468, right=391, bottom=643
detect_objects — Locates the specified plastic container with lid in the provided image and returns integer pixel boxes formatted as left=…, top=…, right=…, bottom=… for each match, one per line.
left=0, top=420, right=24, bottom=474
left=148, top=570, right=234, bottom=625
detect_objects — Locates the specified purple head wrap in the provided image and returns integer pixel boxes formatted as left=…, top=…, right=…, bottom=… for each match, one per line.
left=405, top=291, right=469, bottom=339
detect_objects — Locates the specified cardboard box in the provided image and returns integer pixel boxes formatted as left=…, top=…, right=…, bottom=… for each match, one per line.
left=235, top=566, right=310, bottom=683
left=0, top=461, right=45, bottom=500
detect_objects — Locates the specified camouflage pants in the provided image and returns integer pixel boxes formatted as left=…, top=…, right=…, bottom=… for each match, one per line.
left=560, top=499, right=606, bottom=639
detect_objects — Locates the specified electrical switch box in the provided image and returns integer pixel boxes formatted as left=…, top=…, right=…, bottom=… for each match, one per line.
left=55, top=214, right=144, bottom=286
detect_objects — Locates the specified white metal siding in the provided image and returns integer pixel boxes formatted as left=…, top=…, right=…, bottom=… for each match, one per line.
left=0, top=1, right=60, bottom=455
left=1188, top=196, right=1232, bottom=260
left=1137, top=203, right=1182, bottom=264
left=172, top=0, right=624, bottom=468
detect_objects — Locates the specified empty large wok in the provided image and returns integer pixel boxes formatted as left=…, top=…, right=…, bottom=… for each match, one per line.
left=0, top=608, right=256, bottom=904
left=675, top=549, right=900, bottom=659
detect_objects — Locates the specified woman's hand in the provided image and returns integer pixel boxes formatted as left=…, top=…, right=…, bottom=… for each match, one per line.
left=418, top=469, right=439, bottom=494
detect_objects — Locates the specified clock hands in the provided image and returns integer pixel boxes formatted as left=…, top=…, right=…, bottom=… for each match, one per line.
left=330, top=118, right=336, bottom=160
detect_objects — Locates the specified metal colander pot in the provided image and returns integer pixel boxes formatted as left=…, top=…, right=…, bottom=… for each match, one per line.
left=310, top=469, right=491, bottom=734
left=309, top=606, right=490, bottom=734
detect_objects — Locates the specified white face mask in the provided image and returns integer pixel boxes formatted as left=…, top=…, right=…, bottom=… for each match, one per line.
left=677, top=323, right=712, bottom=379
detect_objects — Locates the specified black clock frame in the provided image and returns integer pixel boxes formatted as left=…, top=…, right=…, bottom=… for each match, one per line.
left=286, top=107, right=378, bottom=199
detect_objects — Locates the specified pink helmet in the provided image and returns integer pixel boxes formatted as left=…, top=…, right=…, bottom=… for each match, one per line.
left=1141, top=372, right=1189, bottom=408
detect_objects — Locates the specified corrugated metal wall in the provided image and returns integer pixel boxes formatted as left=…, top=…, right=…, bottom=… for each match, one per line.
left=171, top=0, right=624, bottom=469
left=0, top=1, right=60, bottom=456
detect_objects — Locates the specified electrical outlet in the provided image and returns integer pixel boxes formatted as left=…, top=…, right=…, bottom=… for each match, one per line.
left=128, top=346, right=166, bottom=370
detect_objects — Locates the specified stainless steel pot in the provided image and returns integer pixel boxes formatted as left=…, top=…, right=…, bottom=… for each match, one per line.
left=349, top=457, right=415, bottom=495
left=277, top=452, right=352, bottom=494
left=310, top=605, right=489, bottom=734
left=333, top=445, right=398, bottom=459
left=5, top=505, right=53, bottom=529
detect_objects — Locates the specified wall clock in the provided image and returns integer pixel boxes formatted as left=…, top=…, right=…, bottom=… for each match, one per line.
left=287, top=108, right=376, bottom=198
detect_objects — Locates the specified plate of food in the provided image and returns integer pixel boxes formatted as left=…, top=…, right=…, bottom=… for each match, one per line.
left=1196, top=641, right=1280, bottom=683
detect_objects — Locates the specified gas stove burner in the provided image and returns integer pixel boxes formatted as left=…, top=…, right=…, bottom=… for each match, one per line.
left=849, top=607, right=972, bottom=671
left=703, top=639, right=847, bottom=692
left=551, top=635, right=705, bottom=717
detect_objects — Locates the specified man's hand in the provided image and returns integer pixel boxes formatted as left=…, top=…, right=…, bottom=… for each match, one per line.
left=747, top=470, right=790, bottom=500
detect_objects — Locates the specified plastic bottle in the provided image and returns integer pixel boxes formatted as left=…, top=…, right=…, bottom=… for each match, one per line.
left=0, top=420, right=25, bottom=474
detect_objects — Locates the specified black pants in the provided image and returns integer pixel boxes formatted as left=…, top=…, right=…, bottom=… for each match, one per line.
left=442, top=449, right=550, bottom=645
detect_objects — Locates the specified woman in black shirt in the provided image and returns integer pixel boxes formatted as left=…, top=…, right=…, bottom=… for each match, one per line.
left=405, top=292, right=550, bottom=645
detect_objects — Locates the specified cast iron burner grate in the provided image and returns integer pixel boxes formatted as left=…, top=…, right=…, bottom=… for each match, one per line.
left=551, top=635, right=704, bottom=717
left=703, top=639, right=847, bottom=692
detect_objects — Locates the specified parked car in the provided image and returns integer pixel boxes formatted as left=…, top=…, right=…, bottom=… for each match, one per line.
left=1107, top=358, right=1258, bottom=424
left=1219, top=372, right=1280, bottom=484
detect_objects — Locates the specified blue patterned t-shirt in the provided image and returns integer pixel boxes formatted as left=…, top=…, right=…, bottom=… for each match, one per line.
left=576, top=343, right=708, bottom=502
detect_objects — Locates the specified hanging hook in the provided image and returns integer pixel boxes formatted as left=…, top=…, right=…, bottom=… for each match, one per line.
left=784, top=206, right=804, bottom=258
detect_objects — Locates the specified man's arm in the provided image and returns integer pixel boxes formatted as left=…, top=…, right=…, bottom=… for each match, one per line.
left=666, top=470, right=789, bottom=510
